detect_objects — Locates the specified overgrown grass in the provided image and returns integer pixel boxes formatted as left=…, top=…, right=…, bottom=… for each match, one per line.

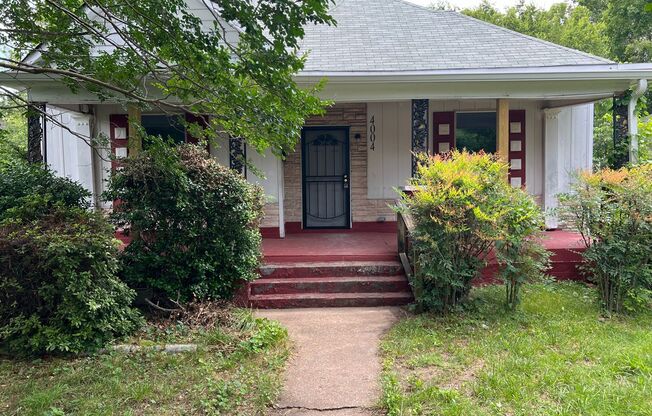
left=0, top=309, right=289, bottom=415
left=381, top=282, right=652, bottom=415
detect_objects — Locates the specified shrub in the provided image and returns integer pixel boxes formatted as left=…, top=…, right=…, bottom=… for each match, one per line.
left=398, top=151, right=548, bottom=312
left=106, top=141, right=265, bottom=303
left=0, top=160, right=90, bottom=221
left=558, top=165, right=652, bottom=313
left=0, top=202, right=143, bottom=356
left=494, top=191, right=550, bottom=309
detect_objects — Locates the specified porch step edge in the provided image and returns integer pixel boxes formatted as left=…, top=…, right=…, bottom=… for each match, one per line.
left=250, top=275, right=411, bottom=295
left=249, top=291, right=414, bottom=309
left=259, top=261, right=405, bottom=279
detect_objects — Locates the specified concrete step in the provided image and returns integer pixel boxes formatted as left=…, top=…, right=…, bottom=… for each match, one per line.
left=249, top=291, right=414, bottom=309
left=259, top=261, right=404, bottom=279
left=250, top=275, right=411, bottom=296
left=263, top=253, right=399, bottom=263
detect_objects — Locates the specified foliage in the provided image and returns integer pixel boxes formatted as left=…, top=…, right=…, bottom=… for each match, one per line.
left=639, top=113, right=652, bottom=163
left=592, top=99, right=616, bottom=170
left=597, top=0, right=652, bottom=63
left=494, top=192, right=550, bottom=310
left=106, top=141, right=265, bottom=302
left=397, top=151, right=548, bottom=313
left=381, top=282, right=652, bottom=415
left=0, top=309, right=289, bottom=415
left=0, top=202, right=142, bottom=356
left=0, top=160, right=90, bottom=222
left=464, top=1, right=609, bottom=57
left=1, top=0, right=335, bottom=157
left=558, top=166, right=652, bottom=313
left=0, top=103, right=27, bottom=166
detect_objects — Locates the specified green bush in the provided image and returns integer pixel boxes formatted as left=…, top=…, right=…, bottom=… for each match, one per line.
left=398, top=151, right=548, bottom=312
left=0, top=160, right=90, bottom=221
left=495, top=190, right=550, bottom=309
left=0, top=202, right=143, bottom=356
left=106, top=141, right=265, bottom=303
left=558, top=165, right=652, bottom=313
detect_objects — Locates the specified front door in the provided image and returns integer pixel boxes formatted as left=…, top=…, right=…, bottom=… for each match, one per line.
left=302, top=127, right=350, bottom=229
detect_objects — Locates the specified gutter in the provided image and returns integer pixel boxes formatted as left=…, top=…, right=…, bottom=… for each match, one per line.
left=3, top=63, right=652, bottom=87
left=629, top=79, right=649, bottom=164
left=294, top=63, right=652, bottom=84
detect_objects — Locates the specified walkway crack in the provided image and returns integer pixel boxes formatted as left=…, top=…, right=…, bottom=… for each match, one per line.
left=275, top=405, right=366, bottom=412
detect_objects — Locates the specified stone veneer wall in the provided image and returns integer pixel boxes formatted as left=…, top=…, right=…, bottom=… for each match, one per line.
left=261, top=202, right=279, bottom=228
left=283, top=103, right=397, bottom=226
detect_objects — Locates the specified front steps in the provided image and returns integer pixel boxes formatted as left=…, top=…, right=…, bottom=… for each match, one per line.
left=247, top=260, right=413, bottom=309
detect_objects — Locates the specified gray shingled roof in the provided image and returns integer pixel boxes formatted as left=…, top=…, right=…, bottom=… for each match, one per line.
left=299, top=0, right=611, bottom=72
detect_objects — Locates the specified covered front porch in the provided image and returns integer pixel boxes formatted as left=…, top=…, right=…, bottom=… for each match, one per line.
left=253, top=97, right=595, bottom=237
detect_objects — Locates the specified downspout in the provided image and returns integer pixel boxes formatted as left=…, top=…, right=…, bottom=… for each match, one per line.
left=629, top=79, right=648, bottom=164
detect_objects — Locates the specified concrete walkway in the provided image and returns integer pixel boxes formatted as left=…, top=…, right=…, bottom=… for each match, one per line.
left=257, top=307, right=404, bottom=415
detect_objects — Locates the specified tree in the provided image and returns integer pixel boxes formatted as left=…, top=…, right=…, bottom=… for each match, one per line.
left=0, top=0, right=335, bottom=157
left=0, top=100, right=27, bottom=165
left=577, top=0, right=652, bottom=62
left=464, top=1, right=609, bottom=57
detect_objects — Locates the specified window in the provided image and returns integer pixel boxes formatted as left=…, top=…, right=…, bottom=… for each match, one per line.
left=141, top=115, right=186, bottom=144
left=455, top=112, right=496, bottom=154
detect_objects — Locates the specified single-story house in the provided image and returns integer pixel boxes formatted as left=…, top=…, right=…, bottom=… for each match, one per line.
left=3, top=0, right=652, bottom=235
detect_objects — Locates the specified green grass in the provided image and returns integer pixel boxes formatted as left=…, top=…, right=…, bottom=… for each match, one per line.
left=0, top=309, right=290, bottom=416
left=381, top=282, right=652, bottom=416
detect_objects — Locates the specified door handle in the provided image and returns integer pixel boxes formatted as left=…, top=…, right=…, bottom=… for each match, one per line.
left=343, top=174, right=349, bottom=189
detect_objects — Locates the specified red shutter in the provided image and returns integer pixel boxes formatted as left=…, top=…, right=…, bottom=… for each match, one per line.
left=185, top=113, right=209, bottom=147
left=109, top=114, right=129, bottom=171
left=508, top=110, right=526, bottom=187
left=433, top=111, right=455, bottom=154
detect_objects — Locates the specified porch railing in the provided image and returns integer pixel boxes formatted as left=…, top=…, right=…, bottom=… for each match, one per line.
left=397, top=207, right=424, bottom=308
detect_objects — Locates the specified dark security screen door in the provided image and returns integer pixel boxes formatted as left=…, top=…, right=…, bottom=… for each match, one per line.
left=302, top=127, right=350, bottom=229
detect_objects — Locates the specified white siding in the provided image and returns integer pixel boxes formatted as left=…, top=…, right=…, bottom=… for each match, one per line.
left=247, top=148, right=281, bottom=203
left=45, top=106, right=95, bottom=202
left=367, top=101, right=412, bottom=199
left=544, top=103, right=594, bottom=228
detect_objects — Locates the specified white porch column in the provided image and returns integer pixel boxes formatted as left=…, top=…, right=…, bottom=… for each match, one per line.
left=544, top=108, right=562, bottom=229
left=277, top=157, right=286, bottom=238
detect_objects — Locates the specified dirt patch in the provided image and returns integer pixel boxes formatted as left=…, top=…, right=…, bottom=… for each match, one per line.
left=441, top=359, right=485, bottom=391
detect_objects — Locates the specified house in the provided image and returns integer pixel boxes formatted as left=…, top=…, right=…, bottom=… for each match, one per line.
left=2, top=0, right=652, bottom=233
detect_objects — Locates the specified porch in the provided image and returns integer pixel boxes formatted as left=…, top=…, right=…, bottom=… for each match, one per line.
left=244, top=229, right=586, bottom=308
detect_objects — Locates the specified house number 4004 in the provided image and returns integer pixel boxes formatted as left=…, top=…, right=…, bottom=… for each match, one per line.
left=369, top=115, right=376, bottom=151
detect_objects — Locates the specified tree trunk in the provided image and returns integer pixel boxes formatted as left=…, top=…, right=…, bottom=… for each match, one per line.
left=612, top=97, right=629, bottom=169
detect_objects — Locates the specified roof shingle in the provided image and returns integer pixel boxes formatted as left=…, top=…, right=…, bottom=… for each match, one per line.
left=299, top=0, right=611, bottom=72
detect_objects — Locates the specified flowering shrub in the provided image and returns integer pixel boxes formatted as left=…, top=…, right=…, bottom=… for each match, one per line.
left=106, top=141, right=265, bottom=303
left=558, top=165, right=652, bottom=313
left=398, top=151, right=548, bottom=312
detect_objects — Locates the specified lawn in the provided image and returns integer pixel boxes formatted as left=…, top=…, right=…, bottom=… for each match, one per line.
left=0, top=308, right=290, bottom=416
left=381, top=282, right=652, bottom=416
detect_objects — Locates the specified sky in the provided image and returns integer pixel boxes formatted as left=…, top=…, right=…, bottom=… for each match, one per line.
left=404, top=0, right=568, bottom=10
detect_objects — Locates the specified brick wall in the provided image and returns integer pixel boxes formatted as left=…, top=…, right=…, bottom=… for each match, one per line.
left=261, top=202, right=279, bottom=228
left=283, top=103, right=397, bottom=226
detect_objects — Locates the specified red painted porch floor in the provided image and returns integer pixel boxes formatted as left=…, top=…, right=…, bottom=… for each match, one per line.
left=263, top=232, right=398, bottom=263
